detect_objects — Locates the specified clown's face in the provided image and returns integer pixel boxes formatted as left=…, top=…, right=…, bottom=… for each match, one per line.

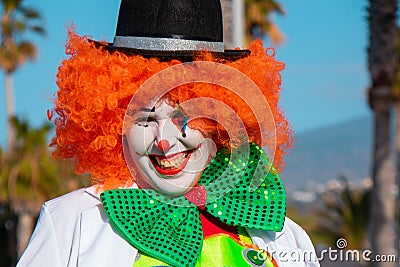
left=126, top=100, right=216, bottom=196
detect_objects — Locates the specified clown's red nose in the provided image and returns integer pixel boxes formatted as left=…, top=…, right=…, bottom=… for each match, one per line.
left=157, top=140, right=170, bottom=152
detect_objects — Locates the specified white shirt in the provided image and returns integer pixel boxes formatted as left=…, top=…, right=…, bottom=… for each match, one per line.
left=17, top=187, right=320, bottom=267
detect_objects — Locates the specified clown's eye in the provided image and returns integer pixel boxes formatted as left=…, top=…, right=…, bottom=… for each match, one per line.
left=170, top=109, right=188, bottom=129
left=170, top=108, right=188, bottom=137
left=135, top=116, right=157, bottom=127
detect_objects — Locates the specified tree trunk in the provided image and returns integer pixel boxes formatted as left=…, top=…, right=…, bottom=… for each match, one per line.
left=367, top=0, right=398, bottom=266
left=5, top=71, right=15, bottom=148
left=16, top=211, right=35, bottom=258
left=221, top=0, right=234, bottom=49
left=396, top=101, right=400, bottom=258
left=369, top=99, right=397, bottom=267
left=232, top=0, right=245, bottom=48
left=3, top=206, right=18, bottom=267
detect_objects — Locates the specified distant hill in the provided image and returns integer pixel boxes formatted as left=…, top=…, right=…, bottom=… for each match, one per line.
left=281, top=116, right=373, bottom=192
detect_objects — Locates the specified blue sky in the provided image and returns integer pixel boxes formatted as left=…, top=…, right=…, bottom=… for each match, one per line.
left=274, top=0, right=369, bottom=133
left=0, top=0, right=370, bottom=147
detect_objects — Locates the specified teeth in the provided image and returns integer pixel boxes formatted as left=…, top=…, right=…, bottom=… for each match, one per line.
left=154, top=152, right=188, bottom=170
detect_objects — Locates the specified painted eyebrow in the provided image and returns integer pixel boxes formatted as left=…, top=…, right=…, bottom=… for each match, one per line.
left=135, top=116, right=157, bottom=122
left=139, top=107, right=156, bottom=112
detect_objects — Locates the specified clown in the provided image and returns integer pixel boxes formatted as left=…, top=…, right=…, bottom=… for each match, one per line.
left=18, top=0, right=319, bottom=266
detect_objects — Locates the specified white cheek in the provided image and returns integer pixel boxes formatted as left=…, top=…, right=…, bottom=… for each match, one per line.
left=185, top=138, right=216, bottom=172
left=127, top=124, right=156, bottom=154
left=179, top=128, right=204, bottom=147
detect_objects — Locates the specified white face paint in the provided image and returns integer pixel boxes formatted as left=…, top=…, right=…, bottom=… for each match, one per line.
left=126, top=100, right=216, bottom=196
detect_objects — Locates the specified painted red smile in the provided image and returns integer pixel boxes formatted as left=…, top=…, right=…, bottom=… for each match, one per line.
left=149, top=150, right=194, bottom=176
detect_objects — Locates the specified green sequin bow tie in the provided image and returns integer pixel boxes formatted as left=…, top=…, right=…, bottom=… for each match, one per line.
left=100, top=143, right=286, bottom=267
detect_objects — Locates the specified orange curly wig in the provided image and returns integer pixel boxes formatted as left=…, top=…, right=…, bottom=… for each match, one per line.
left=51, top=29, right=293, bottom=190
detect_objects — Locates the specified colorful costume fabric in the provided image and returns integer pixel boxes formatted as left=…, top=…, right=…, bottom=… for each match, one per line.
left=17, top=189, right=319, bottom=266
left=133, top=234, right=278, bottom=267
left=17, top=146, right=319, bottom=266
left=100, top=143, right=284, bottom=266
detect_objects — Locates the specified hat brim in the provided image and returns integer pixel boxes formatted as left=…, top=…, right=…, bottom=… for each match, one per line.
left=92, top=40, right=250, bottom=62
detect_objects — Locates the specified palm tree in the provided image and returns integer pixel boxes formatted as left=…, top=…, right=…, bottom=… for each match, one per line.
left=312, top=177, right=370, bottom=250
left=244, top=0, right=285, bottom=45
left=0, top=0, right=44, bottom=148
left=222, top=0, right=285, bottom=48
left=0, top=117, right=89, bottom=261
left=367, top=0, right=398, bottom=266
left=393, top=27, right=400, bottom=267
left=221, top=0, right=234, bottom=48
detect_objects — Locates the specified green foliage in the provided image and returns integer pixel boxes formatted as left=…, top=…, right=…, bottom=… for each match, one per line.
left=0, top=117, right=89, bottom=264
left=245, top=0, right=285, bottom=44
left=0, top=0, right=45, bottom=73
left=311, top=177, right=370, bottom=249
left=0, top=117, right=89, bottom=214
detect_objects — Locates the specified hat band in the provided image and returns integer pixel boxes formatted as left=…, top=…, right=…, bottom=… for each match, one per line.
left=113, top=36, right=224, bottom=52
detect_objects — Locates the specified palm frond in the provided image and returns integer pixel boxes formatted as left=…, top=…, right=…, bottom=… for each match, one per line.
left=0, top=0, right=43, bottom=72
left=0, top=117, right=88, bottom=212
left=311, top=177, right=370, bottom=249
left=29, top=25, right=44, bottom=35
left=19, top=7, right=40, bottom=19
left=245, top=0, right=285, bottom=45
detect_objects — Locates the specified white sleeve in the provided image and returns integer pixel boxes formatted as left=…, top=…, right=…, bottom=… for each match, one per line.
left=248, top=217, right=320, bottom=267
left=16, top=204, right=63, bottom=267
left=289, top=221, right=320, bottom=267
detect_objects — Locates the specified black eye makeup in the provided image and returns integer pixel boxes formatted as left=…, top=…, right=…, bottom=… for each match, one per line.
left=132, top=107, right=157, bottom=127
left=132, top=105, right=189, bottom=135
left=139, top=107, right=156, bottom=112
left=135, top=116, right=157, bottom=127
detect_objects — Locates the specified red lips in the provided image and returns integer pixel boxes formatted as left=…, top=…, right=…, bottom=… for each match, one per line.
left=150, top=150, right=193, bottom=176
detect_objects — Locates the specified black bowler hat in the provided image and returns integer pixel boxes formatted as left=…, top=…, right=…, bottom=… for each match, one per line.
left=95, top=0, right=250, bottom=61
